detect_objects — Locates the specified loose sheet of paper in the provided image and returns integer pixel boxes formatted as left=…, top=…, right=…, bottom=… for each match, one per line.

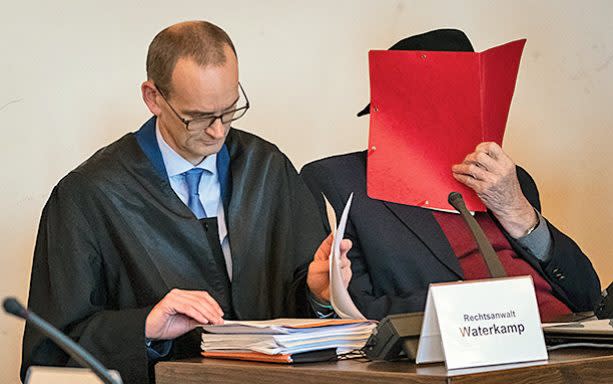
left=201, top=318, right=370, bottom=334
left=323, top=193, right=365, bottom=320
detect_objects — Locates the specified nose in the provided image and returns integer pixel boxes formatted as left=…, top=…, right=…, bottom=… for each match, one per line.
left=206, top=118, right=226, bottom=140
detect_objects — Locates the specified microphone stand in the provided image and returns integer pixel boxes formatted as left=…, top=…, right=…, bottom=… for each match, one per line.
left=3, top=297, right=122, bottom=384
left=448, top=192, right=506, bottom=278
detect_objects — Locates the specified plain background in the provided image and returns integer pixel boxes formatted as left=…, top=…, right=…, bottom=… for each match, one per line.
left=1, top=1, right=611, bottom=382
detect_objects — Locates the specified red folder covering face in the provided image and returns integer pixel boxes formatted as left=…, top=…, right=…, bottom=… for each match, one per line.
left=367, top=39, right=526, bottom=212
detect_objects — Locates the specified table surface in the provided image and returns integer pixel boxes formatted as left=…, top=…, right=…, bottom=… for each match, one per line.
left=155, top=348, right=613, bottom=384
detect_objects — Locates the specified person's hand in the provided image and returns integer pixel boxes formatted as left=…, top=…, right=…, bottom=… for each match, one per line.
left=145, top=289, right=224, bottom=341
left=451, top=141, right=538, bottom=238
left=307, top=234, right=352, bottom=303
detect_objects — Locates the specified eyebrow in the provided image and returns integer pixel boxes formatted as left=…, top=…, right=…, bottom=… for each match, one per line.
left=180, top=95, right=240, bottom=117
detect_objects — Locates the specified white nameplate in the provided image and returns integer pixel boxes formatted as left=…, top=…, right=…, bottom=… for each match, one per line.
left=25, top=366, right=122, bottom=384
left=416, top=276, right=547, bottom=370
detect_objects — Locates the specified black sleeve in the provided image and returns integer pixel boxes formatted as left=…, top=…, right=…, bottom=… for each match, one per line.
left=281, top=157, right=328, bottom=318
left=510, top=166, right=601, bottom=312
left=21, top=174, right=152, bottom=383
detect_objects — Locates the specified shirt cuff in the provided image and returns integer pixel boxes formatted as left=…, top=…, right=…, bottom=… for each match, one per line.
left=516, top=210, right=553, bottom=262
left=146, top=338, right=173, bottom=361
left=307, top=290, right=336, bottom=318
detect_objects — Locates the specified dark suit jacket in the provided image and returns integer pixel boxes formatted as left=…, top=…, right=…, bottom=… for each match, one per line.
left=301, top=150, right=601, bottom=320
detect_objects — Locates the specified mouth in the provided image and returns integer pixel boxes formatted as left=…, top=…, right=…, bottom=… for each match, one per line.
left=189, top=132, right=227, bottom=147
left=192, top=136, right=220, bottom=145
left=201, top=140, right=221, bottom=146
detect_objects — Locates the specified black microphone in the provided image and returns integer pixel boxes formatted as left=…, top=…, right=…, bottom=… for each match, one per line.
left=448, top=192, right=506, bottom=278
left=3, top=297, right=122, bottom=384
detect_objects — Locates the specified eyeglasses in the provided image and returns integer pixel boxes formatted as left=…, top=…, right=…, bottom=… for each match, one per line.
left=156, top=82, right=249, bottom=132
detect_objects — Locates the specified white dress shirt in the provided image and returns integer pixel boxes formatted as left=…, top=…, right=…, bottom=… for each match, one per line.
left=155, top=126, right=233, bottom=280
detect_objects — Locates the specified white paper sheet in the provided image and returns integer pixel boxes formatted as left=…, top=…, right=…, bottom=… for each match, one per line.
left=323, top=193, right=366, bottom=320
left=201, top=318, right=369, bottom=334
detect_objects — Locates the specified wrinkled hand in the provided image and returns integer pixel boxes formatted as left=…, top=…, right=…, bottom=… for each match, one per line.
left=451, top=142, right=538, bottom=238
left=307, top=234, right=353, bottom=303
left=145, top=289, right=224, bottom=341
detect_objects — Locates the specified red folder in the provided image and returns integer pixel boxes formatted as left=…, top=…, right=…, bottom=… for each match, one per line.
left=366, top=39, right=526, bottom=212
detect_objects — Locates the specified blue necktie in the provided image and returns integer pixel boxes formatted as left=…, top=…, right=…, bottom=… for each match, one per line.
left=183, top=168, right=207, bottom=219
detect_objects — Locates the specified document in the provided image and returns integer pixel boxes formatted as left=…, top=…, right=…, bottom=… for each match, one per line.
left=201, top=318, right=368, bottom=334
left=200, top=318, right=375, bottom=359
left=324, top=193, right=366, bottom=320
left=543, top=319, right=613, bottom=349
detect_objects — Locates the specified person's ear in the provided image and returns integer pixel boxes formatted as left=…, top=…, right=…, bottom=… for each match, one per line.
left=141, top=81, right=162, bottom=116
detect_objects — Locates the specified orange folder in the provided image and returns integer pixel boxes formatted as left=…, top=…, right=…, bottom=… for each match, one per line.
left=202, top=351, right=294, bottom=363
left=202, top=348, right=338, bottom=364
left=367, top=39, right=526, bottom=212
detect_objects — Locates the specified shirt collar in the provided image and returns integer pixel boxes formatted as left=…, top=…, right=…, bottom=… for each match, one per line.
left=155, top=122, right=217, bottom=178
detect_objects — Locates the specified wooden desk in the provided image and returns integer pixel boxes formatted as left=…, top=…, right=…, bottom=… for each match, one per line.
left=155, top=348, right=613, bottom=384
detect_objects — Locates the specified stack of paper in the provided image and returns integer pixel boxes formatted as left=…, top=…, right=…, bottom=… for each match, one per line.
left=542, top=319, right=613, bottom=349
left=201, top=195, right=373, bottom=363
left=201, top=318, right=375, bottom=362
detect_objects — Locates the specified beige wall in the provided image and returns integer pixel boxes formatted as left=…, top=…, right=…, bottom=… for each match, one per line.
left=1, top=1, right=611, bottom=382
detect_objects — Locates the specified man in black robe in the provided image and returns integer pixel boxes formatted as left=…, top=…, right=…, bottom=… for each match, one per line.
left=21, top=21, right=350, bottom=383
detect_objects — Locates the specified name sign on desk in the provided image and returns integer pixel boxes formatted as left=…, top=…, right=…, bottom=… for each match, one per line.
left=416, top=276, right=547, bottom=370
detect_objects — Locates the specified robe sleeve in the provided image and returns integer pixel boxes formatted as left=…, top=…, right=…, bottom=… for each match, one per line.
left=281, top=155, right=328, bottom=318
left=21, top=172, right=153, bottom=383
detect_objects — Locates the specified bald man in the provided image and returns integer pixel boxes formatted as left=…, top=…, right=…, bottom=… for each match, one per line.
left=22, top=21, right=350, bottom=383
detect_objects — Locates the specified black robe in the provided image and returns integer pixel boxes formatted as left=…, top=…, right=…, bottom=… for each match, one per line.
left=22, top=118, right=326, bottom=383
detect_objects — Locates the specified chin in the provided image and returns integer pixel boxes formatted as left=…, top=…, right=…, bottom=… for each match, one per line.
left=199, top=142, right=224, bottom=157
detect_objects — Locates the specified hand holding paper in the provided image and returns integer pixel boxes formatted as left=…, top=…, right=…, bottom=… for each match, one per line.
left=307, top=232, right=352, bottom=303
left=307, top=193, right=366, bottom=319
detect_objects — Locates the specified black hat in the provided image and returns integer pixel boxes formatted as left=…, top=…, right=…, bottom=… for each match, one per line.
left=357, top=28, right=474, bottom=117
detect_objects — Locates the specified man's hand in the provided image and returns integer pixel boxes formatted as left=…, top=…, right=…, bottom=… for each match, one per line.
left=307, top=234, right=353, bottom=303
left=451, top=141, right=538, bottom=238
left=145, top=289, right=224, bottom=341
